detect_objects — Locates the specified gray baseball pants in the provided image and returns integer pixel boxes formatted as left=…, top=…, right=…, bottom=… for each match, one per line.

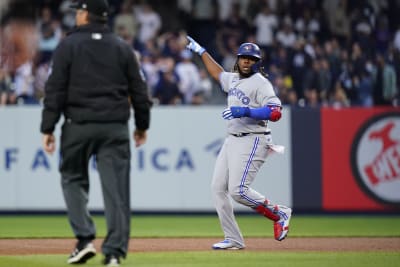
left=60, top=120, right=131, bottom=258
left=211, top=134, right=272, bottom=246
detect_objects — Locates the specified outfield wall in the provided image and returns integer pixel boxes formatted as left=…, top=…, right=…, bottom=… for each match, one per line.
left=0, top=106, right=399, bottom=213
left=291, top=107, right=400, bottom=212
left=0, top=106, right=291, bottom=212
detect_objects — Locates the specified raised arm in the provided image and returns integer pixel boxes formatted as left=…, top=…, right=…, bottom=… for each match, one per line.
left=186, top=36, right=224, bottom=81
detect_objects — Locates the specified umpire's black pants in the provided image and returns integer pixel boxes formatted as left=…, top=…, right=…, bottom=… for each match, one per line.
left=60, top=119, right=131, bottom=258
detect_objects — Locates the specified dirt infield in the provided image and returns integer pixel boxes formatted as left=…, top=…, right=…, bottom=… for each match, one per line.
left=0, top=238, right=399, bottom=255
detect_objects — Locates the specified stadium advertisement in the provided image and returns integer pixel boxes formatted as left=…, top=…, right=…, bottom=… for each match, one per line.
left=1, top=106, right=399, bottom=213
left=321, top=107, right=400, bottom=211
left=0, top=106, right=291, bottom=212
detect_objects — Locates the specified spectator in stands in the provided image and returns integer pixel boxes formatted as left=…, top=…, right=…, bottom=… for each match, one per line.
left=266, top=63, right=282, bottom=86
left=1, top=20, right=38, bottom=79
left=36, top=6, right=54, bottom=30
left=218, top=35, right=239, bottom=71
left=323, top=39, right=342, bottom=84
left=317, top=58, right=333, bottom=104
left=0, top=18, right=39, bottom=105
left=175, top=50, right=201, bottom=104
left=270, top=45, right=291, bottom=75
left=188, top=0, right=219, bottom=59
left=289, top=37, right=312, bottom=99
left=3, top=0, right=400, bottom=107
left=394, top=25, right=400, bottom=52
left=33, top=54, right=52, bottom=104
left=386, top=44, right=400, bottom=105
left=350, top=42, right=367, bottom=77
left=191, top=0, right=218, bottom=29
left=253, top=4, right=278, bottom=59
left=285, top=88, right=300, bottom=107
left=135, top=3, right=161, bottom=46
left=11, top=60, right=38, bottom=104
left=38, top=22, right=61, bottom=56
left=176, top=0, right=192, bottom=29
left=136, top=37, right=160, bottom=59
left=219, top=2, right=250, bottom=45
left=324, top=0, right=350, bottom=46
left=274, top=75, right=290, bottom=104
left=294, top=8, right=321, bottom=41
left=354, top=69, right=373, bottom=107
left=160, top=32, right=183, bottom=61
left=141, top=52, right=159, bottom=95
left=0, top=68, right=12, bottom=105
left=153, top=69, right=182, bottom=105
left=216, top=3, right=248, bottom=69
left=113, top=0, right=138, bottom=44
left=153, top=56, right=182, bottom=105
left=197, top=68, right=213, bottom=103
left=351, top=10, right=374, bottom=58
left=275, top=16, right=297, bottom=49
left=303, top=59, right=320, bottom=98
left=36, top=6, right=62, bottom=40
left=216, top=0, right=233, bottom=21
left=115, top=24, right=134, bottom=45
left=338, top=57, right=359, bottom=105
left=36, top=6, right=62, bottom=64
left=375, top=15, right=391, bottom=54
left=59, top=0, right=76, bottom=30
left=329, top=81, right=350, bottom=108
left=304, top=87, right=321, bottom=108
left=371, top=53, right=398, bottom=106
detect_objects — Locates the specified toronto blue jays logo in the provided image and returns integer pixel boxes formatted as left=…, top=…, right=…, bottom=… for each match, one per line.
left=243, top=44, right=252, bottom=51
left=228, top=88, right=250, bottom=105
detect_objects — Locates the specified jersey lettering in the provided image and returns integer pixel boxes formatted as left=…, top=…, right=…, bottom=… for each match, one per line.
left=228, top=88, right=250, bottom=105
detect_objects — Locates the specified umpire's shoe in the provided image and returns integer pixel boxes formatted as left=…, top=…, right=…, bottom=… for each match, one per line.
left=274, top=205, right=292, bottom=241
left=67, top=241, right=96, bottom=264
left=102, top=254, right=120, bottom=267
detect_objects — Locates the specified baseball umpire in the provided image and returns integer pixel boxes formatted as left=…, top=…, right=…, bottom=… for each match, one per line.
left=40, top=0, right=151, bottom=266
left=186, top=36, right=292, bottom=249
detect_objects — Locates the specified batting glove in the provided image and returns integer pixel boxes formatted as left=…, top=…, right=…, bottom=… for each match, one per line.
left=186, top=36, right=206, bottom=56
left=230, top=106, right=250, bottom=118
left=267, top=104, right=282, bottom=122
left=222, top=108, right=234, bottom=120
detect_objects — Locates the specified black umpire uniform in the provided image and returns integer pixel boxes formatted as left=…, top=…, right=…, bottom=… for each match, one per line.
left=40, top=0, right=151, bottom=263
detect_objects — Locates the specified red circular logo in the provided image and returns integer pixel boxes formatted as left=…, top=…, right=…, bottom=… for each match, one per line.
left=351, top=112, right=400, bottom=206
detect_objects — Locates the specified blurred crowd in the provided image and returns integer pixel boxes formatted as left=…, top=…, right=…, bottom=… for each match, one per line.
left=1, top=0, right=400, bottom=107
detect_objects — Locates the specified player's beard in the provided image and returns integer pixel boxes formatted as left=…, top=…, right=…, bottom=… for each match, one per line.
left=238, top=68, right=253, bottom=78
left=234, top=62, right=254, bottom=78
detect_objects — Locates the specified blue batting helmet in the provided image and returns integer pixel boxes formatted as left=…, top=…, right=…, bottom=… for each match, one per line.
left=237, top=43, right=261, bottom=60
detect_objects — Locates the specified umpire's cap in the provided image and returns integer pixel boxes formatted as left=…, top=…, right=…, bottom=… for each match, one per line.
left=237, top=43, right=261, bottom=60
left=70, top=0, right=109, bottom=18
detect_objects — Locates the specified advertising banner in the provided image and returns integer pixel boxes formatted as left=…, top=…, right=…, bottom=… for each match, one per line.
left=321, top=107, right=400, bottom=211
left=0, top=106, right=291, bottom=212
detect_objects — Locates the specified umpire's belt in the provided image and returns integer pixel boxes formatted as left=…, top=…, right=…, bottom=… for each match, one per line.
left=231, top=131, right=271, bottom=137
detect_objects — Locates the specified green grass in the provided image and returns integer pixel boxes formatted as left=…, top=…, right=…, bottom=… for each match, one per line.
left=0, top=252, right=399, bottom=267
left=0, top=214, right=399, bottom=238
left=0, top=215, right=399, bottom=267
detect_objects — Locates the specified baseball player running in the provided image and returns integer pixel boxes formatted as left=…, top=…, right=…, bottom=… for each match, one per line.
left=186, top=36, right=292, bottom=249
